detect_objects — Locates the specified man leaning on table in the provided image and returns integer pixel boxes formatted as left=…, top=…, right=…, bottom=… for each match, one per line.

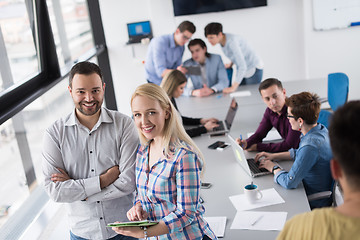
left=42, top=62, right=139, bottom=240
left=145, top=21, right=196, bottom=85
left=277, top=101, right=360, bottom=240
left=236, top=78, right=300, bottom=152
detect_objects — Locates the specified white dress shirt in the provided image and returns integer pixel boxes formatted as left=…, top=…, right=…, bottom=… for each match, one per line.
left=42, top=107, right=139, bottom=239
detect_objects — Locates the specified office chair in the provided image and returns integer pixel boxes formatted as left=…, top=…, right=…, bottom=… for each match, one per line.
left=226, top=68, right=233, bottom=87
left=327, top=72, right=349, bottom=111
left=307, top=181, right=344, bottom=207
left=317, top=109, right=333, bottom=128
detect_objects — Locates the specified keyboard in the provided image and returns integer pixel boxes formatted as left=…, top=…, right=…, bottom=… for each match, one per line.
left=247, top=158, right=269, bottom=174
left=213, top=121, right=225, bottom=131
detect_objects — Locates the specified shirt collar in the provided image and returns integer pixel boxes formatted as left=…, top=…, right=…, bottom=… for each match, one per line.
left=268, top=105, right=287, bottom=117
left=144, top=140, right=178, bottom=162
left=65, top=107, right=113, bottom=127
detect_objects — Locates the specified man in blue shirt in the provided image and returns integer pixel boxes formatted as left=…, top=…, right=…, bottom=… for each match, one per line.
left=183, top=38, right=228, bottom=97
left=205, top=22, right=263, bottom=93
left=145, top=21, right=196, bottom=85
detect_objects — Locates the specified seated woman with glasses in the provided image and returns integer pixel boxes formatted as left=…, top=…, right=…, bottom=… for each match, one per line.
left=160, top=69, right=219, bottom=137
left=255, top=92, right=333, bottom=209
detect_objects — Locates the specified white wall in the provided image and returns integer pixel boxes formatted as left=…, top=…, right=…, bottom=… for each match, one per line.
left=99, top=0, right=360, bottom=116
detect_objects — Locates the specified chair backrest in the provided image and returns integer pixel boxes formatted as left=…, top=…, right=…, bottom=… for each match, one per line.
left=318, top=109, right=333, bottom=128
left=328, top=73, right=349, bottom=111
left=333, top=181, right=344, bottom=207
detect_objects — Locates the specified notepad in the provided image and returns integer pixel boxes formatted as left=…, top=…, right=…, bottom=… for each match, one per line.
left=204, top=216, right=226, bottom=237
left=107, top=220, right=158, bottom=227
left=247, top=129, right=282, bottom=142
left=230, top=90, right=251, bottom=98
left=230, top=211, right=287, bottom=231
left=229, top=188, right=285, bottom=211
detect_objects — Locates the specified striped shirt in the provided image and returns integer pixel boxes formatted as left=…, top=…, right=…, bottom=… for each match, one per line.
left=135, top=142, right=217, bottom=240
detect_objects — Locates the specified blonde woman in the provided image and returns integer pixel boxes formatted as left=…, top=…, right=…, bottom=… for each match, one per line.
left=161, top=69, right=219, bottom=137
left=112, top=83, right=216, bottom=239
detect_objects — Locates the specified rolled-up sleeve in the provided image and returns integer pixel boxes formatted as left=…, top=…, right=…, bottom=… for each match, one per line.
left=275, top=145, right=318, bottom=189
left=162, top=151, right=201, bottom=233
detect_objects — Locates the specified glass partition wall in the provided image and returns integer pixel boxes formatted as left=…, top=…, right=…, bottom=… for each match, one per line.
left=0, top=0, right=115, bottom=238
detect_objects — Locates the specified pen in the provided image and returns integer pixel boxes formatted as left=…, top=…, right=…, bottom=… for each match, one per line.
left=239, top=134, right=244, bottom=148
left=251, top=215, right=264, bottom=226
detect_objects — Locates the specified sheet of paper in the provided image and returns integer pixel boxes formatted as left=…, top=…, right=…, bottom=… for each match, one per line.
left=229, top=188, right=285, bottom=211
left=230, top=211, right=288, bottom=231
left=247, top=129, right=282, bottom=142
left=230, top=91, right=252, bottom=98
left=204, top=216, right=226, bottom=237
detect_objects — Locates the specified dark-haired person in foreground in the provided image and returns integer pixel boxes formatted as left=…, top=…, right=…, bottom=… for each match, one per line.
left=236, top=78, right=300, bottom=152
left=204, top=22, right=263, bottom=93
left=182, top=38, right=228, bottom=97
left=42, top=62, right=139, bottom=240
left=255, top=92, right=333, bottom=209
left=145, top=21, right=196, bottom=85
left=277, top=101, right=360, bottom=239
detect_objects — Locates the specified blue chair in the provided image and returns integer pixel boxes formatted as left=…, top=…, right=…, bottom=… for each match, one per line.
left=318, top=109, right=333, bottom=128
left=226, top=68, right=233, bottom=87
left=327, top=72, right=349, bottom=111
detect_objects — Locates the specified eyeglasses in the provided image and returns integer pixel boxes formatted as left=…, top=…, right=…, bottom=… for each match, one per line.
left=181, top=33, right=191, bottom=41
left=286, top=113, right=296, bottom=119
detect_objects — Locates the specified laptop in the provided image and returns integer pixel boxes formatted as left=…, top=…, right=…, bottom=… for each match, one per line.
left=126, top=21, right=153, bottom=44
left=228, top=135, right=273, bottom=178
left=211, top=98, right=238, bottom=134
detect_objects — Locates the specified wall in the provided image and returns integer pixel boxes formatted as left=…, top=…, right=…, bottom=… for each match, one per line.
left=99, top=0, right=359, bottom=116
left=303, top=0, right=360, bottom=100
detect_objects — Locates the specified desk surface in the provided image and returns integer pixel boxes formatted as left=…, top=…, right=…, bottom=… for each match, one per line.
left=176, top=79, right=322, bottom=239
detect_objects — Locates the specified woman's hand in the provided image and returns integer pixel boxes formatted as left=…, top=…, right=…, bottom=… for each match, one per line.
left=112, top=226, right=144, bottom=238
left=259, top=159, right=276, bottom=172
left=127, top=202, right=148, bottom=221
left=254, top=152, right=275, bottom=162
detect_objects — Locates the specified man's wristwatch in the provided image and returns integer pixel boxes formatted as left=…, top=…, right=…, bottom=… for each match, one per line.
left=272, top=165, right=281, bottom=174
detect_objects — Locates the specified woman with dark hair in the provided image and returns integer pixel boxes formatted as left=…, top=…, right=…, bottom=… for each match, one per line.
left=160, top=69, right=219, bottom=137
left=255, top=92, right=333, bottom=209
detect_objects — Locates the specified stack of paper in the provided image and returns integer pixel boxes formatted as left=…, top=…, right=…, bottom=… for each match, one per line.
left=247, top=129, right=282, bottom=142
left=204, top=216, right=226, bottom=238
left=230, top=211, right=287, bottom=231
left=228, top=188, right=288, bottom=231
left=230, top=91, right=252, bottom=98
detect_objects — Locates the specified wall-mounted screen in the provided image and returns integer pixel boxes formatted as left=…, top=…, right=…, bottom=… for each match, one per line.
left=172, top=0, right=267, bottom=16
left=127, top=21, right=153, bottom=44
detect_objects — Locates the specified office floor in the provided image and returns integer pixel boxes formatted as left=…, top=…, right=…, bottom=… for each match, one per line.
left=38, top=204, right=68, bottom=240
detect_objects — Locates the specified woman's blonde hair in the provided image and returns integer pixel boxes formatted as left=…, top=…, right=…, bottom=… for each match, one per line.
left=130, top=83, right=204, bottom=165
left=160, top=69, right=187, bottom=97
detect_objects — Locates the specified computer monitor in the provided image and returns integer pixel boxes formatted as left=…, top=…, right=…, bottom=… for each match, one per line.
left=126, top=21, right=153, bottom=44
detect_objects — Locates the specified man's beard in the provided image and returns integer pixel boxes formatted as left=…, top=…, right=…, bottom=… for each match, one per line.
left=76, top=100, right=101, bottom=116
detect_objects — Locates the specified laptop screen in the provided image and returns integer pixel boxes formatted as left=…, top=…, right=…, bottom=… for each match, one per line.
left=225, top=98, right=238, bottom=129
left=127, top=21, right=152, bottom=43
left=228, top=135, right=253, bottom=179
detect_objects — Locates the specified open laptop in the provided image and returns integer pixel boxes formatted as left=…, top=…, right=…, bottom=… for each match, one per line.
left=228, top=135, right=273, bottom=178
left=210, top=98, right=238, bottom=134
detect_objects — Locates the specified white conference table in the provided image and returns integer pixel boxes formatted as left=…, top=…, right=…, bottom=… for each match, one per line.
left=176, top=79, right=328, bottom=239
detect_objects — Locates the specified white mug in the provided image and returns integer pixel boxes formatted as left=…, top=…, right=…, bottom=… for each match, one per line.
left=244, top=184, right=263, bottom=203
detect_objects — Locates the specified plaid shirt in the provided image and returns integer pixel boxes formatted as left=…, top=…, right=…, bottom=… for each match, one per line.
left=135, top=143, right=217, bottom=240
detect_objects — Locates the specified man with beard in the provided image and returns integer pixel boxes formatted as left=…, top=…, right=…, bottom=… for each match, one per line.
left=42, top=61, right=139, bottom=240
